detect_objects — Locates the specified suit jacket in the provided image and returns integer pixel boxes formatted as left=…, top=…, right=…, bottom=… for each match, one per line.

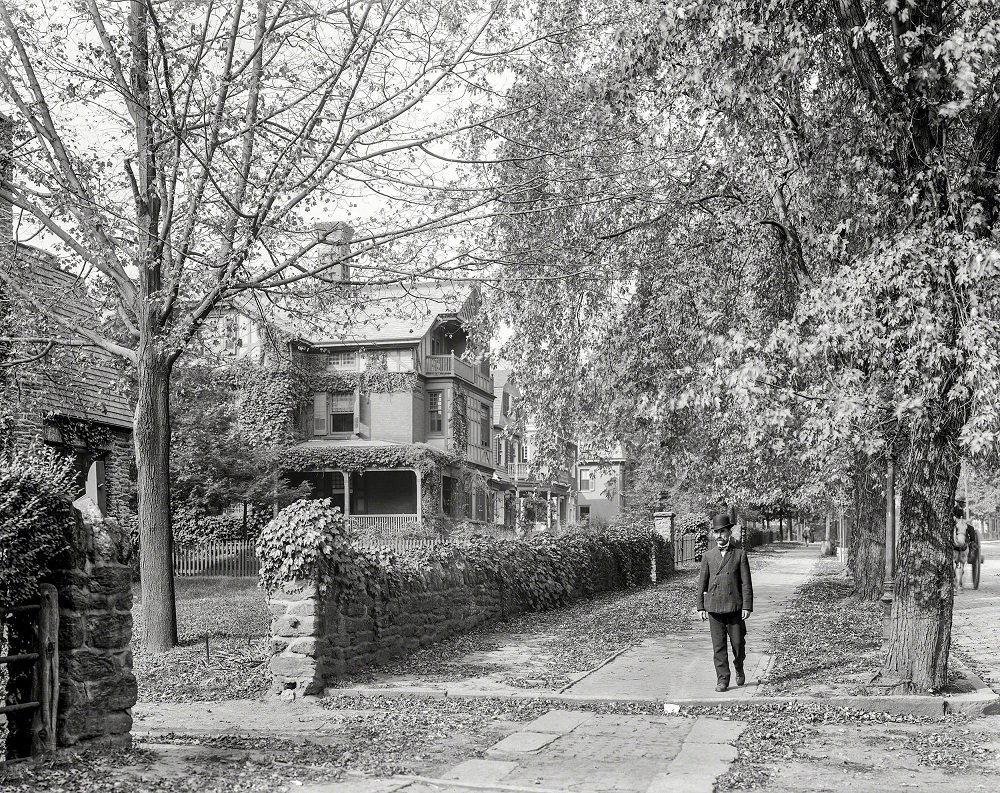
left=697, top=542, right=753, bottom=614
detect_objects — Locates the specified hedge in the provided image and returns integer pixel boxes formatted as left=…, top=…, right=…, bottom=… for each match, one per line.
left=258, top=499, right=671, bottom=611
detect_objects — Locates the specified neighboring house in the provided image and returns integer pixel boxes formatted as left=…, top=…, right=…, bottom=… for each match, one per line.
left=492, top=370, right=577, bottom=533
left=277, top=276, right=502, bottom=534
left=576, top=447, right=629, bottom=525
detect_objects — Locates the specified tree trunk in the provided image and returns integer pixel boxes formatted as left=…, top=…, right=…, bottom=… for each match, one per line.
left=850, top=450, right=886, bottom=601
left=134, top=353, right=178, bottom=652
left=882, top=413, right=962, bottom=691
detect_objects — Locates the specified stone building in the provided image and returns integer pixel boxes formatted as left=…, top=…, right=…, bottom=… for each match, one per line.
left=0, top=112, right=135, bottom=525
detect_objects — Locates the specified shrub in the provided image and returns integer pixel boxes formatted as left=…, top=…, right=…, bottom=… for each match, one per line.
left=256, top=498, right=355, bottom=593
left=0, top=445, right=75, bottom=608
left=172, top=503, right=271, bottom=545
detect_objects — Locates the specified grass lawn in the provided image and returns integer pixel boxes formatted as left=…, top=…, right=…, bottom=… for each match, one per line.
left=131, top=577, right=270, bottom=702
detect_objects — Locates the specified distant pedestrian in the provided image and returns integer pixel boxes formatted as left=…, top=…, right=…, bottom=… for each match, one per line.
left=802, top=527, right=811, bottom=545
left=697, top=514, right=753, bottom=692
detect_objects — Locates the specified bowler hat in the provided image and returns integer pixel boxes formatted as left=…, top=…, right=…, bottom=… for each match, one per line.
left=711, top=514, right=735, bottom=532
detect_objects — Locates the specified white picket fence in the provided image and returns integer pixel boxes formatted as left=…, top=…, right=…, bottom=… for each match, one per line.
left=173, top=541, right=260, bottom=577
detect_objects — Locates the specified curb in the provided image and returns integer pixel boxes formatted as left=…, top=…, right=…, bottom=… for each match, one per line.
left=323, top=683, right=1000, bottom=718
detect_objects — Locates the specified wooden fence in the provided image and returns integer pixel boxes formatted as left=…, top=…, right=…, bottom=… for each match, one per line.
left=1, top=584, right=59, bottom=759
left=173, top=541, right=260, bottom=577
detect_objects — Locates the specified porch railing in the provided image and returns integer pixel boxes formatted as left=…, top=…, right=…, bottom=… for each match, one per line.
left=425, top=354, right=493, bottom=392
left=347, top=514, right=447, bottom=550
left=508, top=462, right=533, bottom=480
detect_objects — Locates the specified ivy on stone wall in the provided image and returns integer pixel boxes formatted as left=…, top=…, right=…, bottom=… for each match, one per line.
left=259, top=497, right=667, bottom=617
left=48, top=414, right=112, bottom=451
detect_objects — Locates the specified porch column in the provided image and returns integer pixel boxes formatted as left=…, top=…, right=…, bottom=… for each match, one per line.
left=342, top=470, right=350, bottom=517
left=414, top=468, right=422, bottom=522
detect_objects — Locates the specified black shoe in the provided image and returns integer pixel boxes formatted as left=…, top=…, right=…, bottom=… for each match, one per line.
left=715, top=681, right=729, bottom=692
left=736, top=671, right=746, bottom=687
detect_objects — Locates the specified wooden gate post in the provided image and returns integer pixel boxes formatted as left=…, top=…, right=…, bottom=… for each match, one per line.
left=30, top=584, right=59, bottom=754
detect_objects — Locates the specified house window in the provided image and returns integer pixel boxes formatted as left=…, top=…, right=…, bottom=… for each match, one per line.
left=579, top=468, right=593, bottom=491
left=579, top=506, right=591, bottom=523
left=428, top=391, right=443, bottom=434
left=326, top=351, right=358, bottom=371
left=330, top=393, right=354, bottom=434
left=313, top=393, right=328, bottom=435
left=519, top=442, right=528, bottom=463
left=480, top=403, right=491, bottom=448
left=385, top=349, right=414, bottom=372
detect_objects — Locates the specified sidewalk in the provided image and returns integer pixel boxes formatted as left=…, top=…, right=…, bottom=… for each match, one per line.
left=561, top=544, right=816, bottom=701
left=133, top=543, right=818, bottom=793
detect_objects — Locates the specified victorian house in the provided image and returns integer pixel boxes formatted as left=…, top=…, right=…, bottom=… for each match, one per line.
left=277, top=275, right=507, bottom=536
left=492, top=370, right=578, bottom=533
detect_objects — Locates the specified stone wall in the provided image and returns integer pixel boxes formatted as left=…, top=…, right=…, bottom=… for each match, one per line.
left=268, top=533, right=672, bottom=695
left=53, top=501, right=136, bottom=748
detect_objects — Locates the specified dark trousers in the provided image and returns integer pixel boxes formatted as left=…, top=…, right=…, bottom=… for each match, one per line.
left=708, top=611, right=746, bottom=683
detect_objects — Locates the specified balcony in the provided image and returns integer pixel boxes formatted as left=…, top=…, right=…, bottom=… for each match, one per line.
left=465, top=443, right=493, bottom=468
left=508, top=462, right=533, bottom=481
left=425, top=354, right=493, bottom=393
left=507, top=462, right=574, bottom=487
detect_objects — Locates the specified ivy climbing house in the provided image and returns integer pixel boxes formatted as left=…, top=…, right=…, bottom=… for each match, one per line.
left=0, top=113, right=135, bottom=526
left=280, top=264, right=510, bottom=536
left=492, top=370, right=578, bottom=533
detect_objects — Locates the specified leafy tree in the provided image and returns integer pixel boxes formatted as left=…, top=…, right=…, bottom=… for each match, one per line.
left=169, top=364, right=309, bottom=531
left=0, top=0, right=549, bottom=650
left=481, top=0, right=1000, bottom=690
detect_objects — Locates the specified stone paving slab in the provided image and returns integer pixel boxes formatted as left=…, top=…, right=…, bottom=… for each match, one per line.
left=523, top=710, right=594, bottom=734
left=455, top=710, right=748, bottom=793
left=487, top=730, right=561, bottom=754
left=443, top=760, right=520, bottom=784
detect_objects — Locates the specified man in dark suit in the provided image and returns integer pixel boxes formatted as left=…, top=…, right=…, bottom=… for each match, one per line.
left=697, top=514, right=753, bottom=692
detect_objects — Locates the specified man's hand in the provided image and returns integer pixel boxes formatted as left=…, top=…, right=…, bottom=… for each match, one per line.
left=741, top=610, right=750, bottom=620
left=698, top=610, right=707, bottom=621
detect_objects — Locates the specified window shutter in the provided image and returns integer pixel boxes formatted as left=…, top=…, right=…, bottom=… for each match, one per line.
left=353, top=389, right=361, bottom=436
left=313, top=393, right=328, bottom=435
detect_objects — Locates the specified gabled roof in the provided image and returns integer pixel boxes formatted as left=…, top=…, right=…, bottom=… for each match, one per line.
left=284, top=280, right=477, bottom=348
left=4, top=245, right=133, bottom=430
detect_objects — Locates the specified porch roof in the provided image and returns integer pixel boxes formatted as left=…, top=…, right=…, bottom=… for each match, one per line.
left=281, top=439, right=459, bottom=471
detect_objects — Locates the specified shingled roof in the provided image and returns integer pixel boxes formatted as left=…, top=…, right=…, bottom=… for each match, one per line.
left=5, top=245, right=133, bottom=430
left=283, top=279, right=477, bottom=347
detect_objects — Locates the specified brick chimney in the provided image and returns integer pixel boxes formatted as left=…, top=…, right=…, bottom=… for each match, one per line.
left=314, top=221, right=354, bottom=282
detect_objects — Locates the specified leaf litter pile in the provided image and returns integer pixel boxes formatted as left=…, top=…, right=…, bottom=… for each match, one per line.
left=132, top=577, right=271, bottom=702
left=759, top=557, right=882, bottom=695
